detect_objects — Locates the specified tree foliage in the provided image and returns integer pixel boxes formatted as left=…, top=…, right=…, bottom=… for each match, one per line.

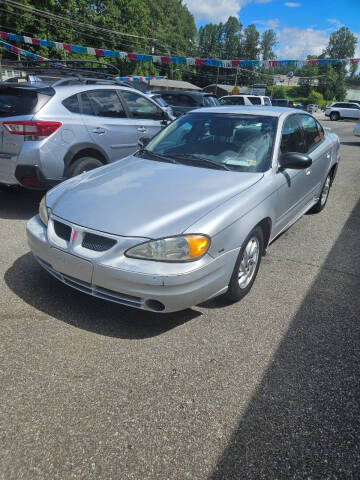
left=0, top=3, right=358, bottom=98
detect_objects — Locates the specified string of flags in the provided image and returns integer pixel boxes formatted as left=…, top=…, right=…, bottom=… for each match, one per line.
left=118, top=76, right=167, bottom=82
left=1, top=30, right=360, bottom=69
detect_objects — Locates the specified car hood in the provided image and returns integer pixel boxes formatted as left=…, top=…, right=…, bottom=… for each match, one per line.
left=48, top=156, right=263, bottom=238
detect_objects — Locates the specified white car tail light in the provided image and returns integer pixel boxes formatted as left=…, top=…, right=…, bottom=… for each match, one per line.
left=3, top=120, right=62, bottom=140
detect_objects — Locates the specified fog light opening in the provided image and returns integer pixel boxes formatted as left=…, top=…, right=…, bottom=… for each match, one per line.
left=145, top=299, right=165, bottom=312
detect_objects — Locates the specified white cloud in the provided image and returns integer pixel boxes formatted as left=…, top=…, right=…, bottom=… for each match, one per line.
left=253, top=18, right=280, bottom=29
left=276, top=27, right=328, bottom=59
left=185, top=0, right=272, bottom=23
left=327, top=18, right=343, bottom=28
left=284, top=2, right=301, bottom=6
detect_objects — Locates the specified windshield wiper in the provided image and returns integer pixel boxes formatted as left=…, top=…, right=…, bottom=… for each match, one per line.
left=167, top=153, right=232, bottom=171
left=137, top=149, right=177, bottom=164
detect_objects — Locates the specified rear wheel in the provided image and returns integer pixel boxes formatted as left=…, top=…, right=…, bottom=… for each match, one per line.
left=69, top=156, right=104, bottom=177
left=330, top=111, right=340, bottom=121
left=223, top=226, right=263, bottom=303
left=309, top=172, right=332, bottom=214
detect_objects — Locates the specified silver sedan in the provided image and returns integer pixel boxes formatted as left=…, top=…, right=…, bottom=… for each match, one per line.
left=27, top=107, right=340, bottom=313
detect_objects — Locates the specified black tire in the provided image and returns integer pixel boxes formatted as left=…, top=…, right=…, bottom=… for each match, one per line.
left=330, top=112, right=340, bottom=121
left=69, top=156, right=104, bottom=177
left=309, top=172, right=332, bottom=214
left=223, top=226, right=263, bottom=303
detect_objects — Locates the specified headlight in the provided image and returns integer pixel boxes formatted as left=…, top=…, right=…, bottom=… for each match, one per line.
left=125, top=235, right=210, bottom=262
left=39, top=195, right=49, bottom=226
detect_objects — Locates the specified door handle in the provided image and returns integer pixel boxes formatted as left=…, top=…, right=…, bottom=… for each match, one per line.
left=137, top=127, right=147, bottom=133
left=326, top=152, right=331, bottom=159
left=306, top=168, right=311, bottom=176
left=92, top=127, right=105, bottom=134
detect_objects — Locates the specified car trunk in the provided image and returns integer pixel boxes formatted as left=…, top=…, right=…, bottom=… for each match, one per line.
left=0, top=85, right=54, bottom=156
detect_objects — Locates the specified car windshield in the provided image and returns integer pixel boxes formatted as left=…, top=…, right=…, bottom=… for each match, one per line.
left=203, top=96, right=220, bottom=106
left=145, top=113, right=277, bottom=172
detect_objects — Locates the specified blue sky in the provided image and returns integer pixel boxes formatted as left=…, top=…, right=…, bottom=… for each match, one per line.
left=184, top=0, right=360, bottom=59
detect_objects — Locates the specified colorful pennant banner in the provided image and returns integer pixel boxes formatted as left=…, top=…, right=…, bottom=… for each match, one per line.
left=118, top=76, right=167, bottom=82
left=1, top=30, right=359, bottom=69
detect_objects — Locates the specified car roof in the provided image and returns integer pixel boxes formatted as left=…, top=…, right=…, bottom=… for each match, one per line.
left=51, top=83, right=142, bottom=100
left=187, top=105, right=303, bottom=117
left=156, top=90, right=214, bottom=96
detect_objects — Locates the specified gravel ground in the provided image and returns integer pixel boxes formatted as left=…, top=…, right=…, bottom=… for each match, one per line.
left=1, top=117, right=359, bottom=480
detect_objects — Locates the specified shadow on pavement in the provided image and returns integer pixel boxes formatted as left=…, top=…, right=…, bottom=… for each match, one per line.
left=209, top=199, right=360, bottom=479
left=5, top=252, right=201, bottom=339
left=340, top=141, right=360, bottom=147
left=0, top=187, right=43, bottom=220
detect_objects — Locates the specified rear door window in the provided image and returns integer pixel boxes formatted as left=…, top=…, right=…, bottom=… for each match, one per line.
left=264, top=97, right=271, bottom=106
left=161, top=94, right=178, bottom=106
left=80, top=90, right=127, bottom=118
left=0, top=87, right=52, bottom=117
left=177, top=94, right=197, bottom=107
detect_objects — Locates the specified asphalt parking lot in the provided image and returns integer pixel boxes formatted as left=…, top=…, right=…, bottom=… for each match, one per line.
left=1, top=116, right=359, bottom=480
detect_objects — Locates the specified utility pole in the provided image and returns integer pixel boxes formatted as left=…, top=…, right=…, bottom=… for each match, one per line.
left=148, top=23, right=154, bottom=91
left=215, top=67, right=219, bottom=97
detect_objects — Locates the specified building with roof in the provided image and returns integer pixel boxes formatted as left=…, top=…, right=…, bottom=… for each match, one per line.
left=147, top=78, right=201, bottom=91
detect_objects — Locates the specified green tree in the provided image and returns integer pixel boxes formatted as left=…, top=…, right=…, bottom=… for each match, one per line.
left=260, top=29, right=277, bottom=60
left=308, top=89, right=324, bottom=106
left=326, top=26, right=357, bottom=59
left=272, top=85, right=286, bottom=98
left=243, top=24, right=260, bottom=59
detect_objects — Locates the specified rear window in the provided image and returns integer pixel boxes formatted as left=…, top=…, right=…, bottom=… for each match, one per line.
left=220, top=97, right=245, bottom=106
left=248, top=96, right=261, bottom=105
left=0, top=87, right=52, bottom=117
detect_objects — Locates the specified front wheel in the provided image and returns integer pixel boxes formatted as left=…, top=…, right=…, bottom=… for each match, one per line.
left=223, top=226, right=263, bottom=303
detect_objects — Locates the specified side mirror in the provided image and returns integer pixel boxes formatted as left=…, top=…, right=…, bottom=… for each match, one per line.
left=161, top=110, right=171, bottom=126
left=138, top=136, right=151, bottom=150
left=279, top=152, right=312, bottom=170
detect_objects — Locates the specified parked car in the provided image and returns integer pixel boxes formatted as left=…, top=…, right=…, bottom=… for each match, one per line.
left=146, top=93, right=175, bottom=121
left=294, top=103, right=305, bottom=110
left=27, top=106, right=340, bottom=313
left=271, top=99, right=294, bottom=108
left=155, top=90, right=219, bottom=117
left=0, top=79, right=170, bottom=189
left=219, top=95, right=272, bottom=106
left=325, top=102, right=360, bottom=121
left=307, top=104, right=318, bottom=113
left=354, top=122, right=360, bottom=137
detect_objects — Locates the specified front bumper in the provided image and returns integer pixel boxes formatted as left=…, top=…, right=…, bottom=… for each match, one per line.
left=27, top=215, right=238, bottom=313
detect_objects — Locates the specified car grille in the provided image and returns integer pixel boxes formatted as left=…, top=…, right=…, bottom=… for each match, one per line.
left=82, top=232, right=116, bottom=252
left=34, top=255, right=143, bottom=309
left=53, top=220, right=71, bottom=242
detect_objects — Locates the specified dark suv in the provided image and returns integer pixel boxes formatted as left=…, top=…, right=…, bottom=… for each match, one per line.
left=155, top=90, right=220, bottom=117
left=271, top=99, right=294, bottom=108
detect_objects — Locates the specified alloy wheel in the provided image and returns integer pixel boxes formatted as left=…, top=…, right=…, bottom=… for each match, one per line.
left=238, top=236, right=260, bottom=289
